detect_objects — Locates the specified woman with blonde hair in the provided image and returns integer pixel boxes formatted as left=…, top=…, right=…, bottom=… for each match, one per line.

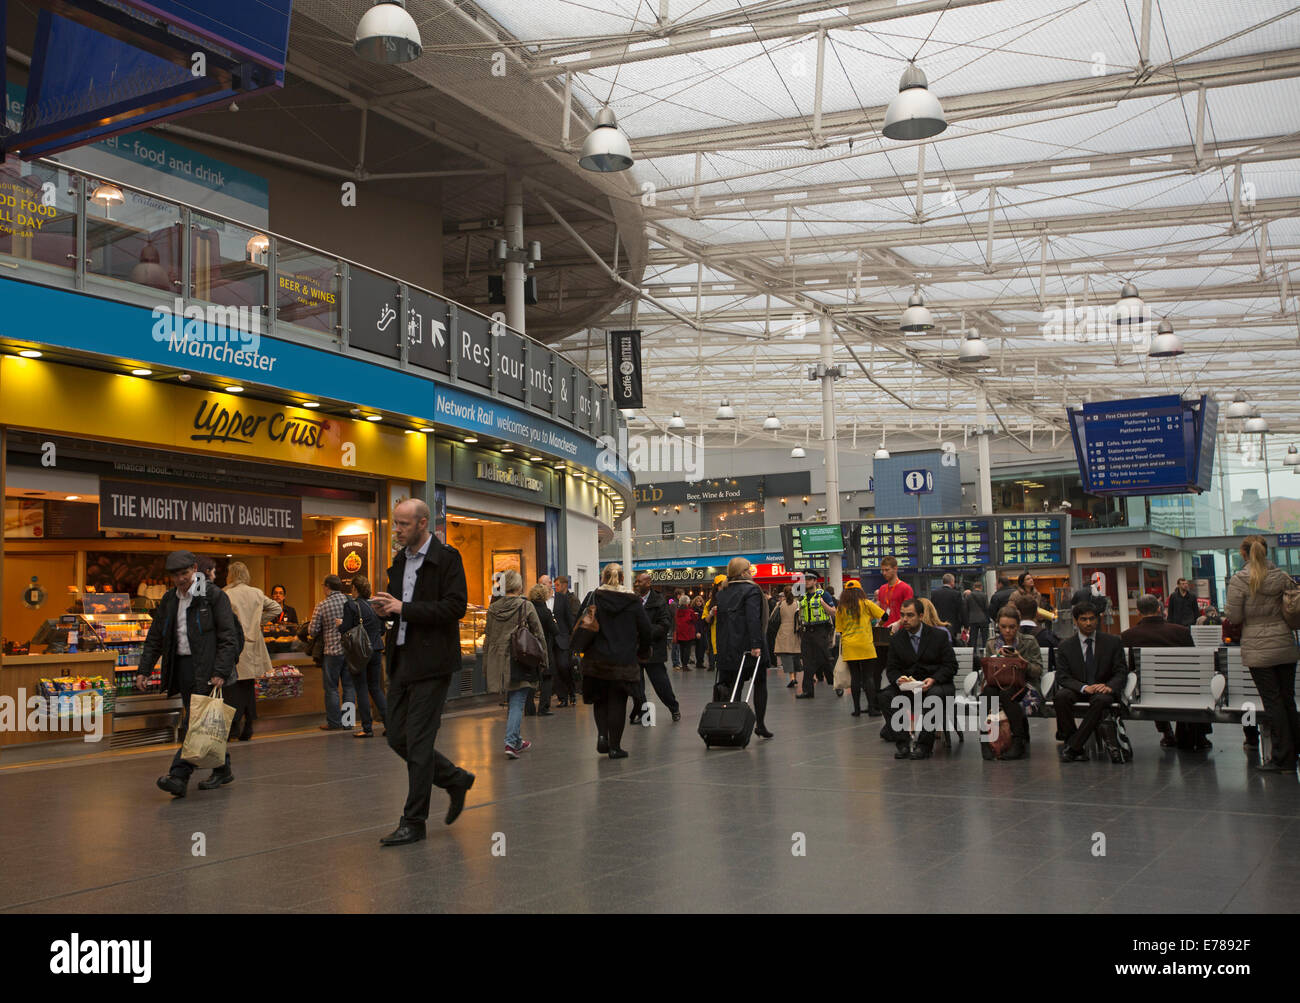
left=714, top=557, right=774, bottom=739
left=223, top=561, right=281, bottom=744
left=575, top=563, right=652, bottom=758
left=918, top=596, right=952, bottom=640
left=483, top=569, right=547, bottom=758
left=1225, top=535, right=1300, bottom=772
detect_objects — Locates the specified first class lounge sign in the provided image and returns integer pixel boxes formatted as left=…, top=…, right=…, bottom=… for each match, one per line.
left=99, top=479, right=302, bottom=541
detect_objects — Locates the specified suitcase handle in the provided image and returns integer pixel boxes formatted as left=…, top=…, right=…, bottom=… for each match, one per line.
left=728, top=653, right=759, bottom=704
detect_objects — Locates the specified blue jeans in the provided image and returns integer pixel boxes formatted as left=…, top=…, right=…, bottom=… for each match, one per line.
left=505, top=688, right=528, bottom=749
left=322, top=654, right=357, bottom=728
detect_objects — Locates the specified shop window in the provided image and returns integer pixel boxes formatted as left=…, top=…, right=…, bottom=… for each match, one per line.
left=276, top=240, right=339, bottom=337
left=0, top=157, right=76, bottom=274
left=191, top=212, right=268, bottom=316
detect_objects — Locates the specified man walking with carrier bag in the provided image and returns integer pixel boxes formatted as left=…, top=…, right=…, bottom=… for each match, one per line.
left=138, top=550, right=242, bottom=797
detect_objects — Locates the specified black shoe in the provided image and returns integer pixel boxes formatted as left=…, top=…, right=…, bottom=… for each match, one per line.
left=1003, top=740, right=1025, bottom=761
left=354, top=729, right=374, bottom=738
left=156, top=775, right=187, bottom=797
left=910, top=745, right=933, bottom=760
left=851, top=709, right=862, bottom=717
left=1192, top=740, right=1212, bottom=752
left=538, top=710, right=553, bottom=717
left=1059, top=745, right=1089, bottom=762
left=380, top=824, right=425, bottom=846
left=597, top=735, right=609, bottom=754
left=671, top=710, right=682, bottom=722
left=197, top=770, right=233, bottom=790
left=319, top=723, right=345, bottom=731
left=629, top=714, right=642, bottom=725
left=556, top=700, right=569, bottom=708
left=1160, top=735, right=1177, bottom=748
left=238, top=728, right=253, bottom=742
left=835, top=689, right=844, bottom=698
left=754, top=726, right=773, bottom=739
left=981, top=742, right=995, bottom=761
left=867, top=708, right=882, bottom=717
left=608, top=749, right=629, bottom=759
left=524, top=707, right=537, bottom=717
left=795, top=693, right=814, bottom=699
left=894, top=743, right=912, bottom=759
left=786, top=679, right=797, bottom=689
left=445, top=771, right=475, bottom=825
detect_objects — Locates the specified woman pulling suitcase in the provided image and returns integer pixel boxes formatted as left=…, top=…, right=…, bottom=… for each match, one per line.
left=713, top=557, right=775, bottom=740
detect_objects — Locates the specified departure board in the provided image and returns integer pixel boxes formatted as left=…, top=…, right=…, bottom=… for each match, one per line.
left=781, top=523, right=832, bottom=574
left=852, top=520, right=921, bottom=569
left=927, top=518, right=992, bottom=569
left=998, top=516, right=1065, bottom=566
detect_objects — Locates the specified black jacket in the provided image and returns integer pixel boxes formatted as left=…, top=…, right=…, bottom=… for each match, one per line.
left=383, top=536, right=469, bottom=681
left=140, top=582, right=241, bottom=696
left=714, top=579, right=771, bottom=677
left=531, top=598, right=559, bottom=675
left=638, top=589, right=672, bottom=664
left=579, top=587, right=652, bottom=681
left=1167, top=590, right=1199, bottom=627
left=964, top=589, right=990, bottom=625
left=340, top=596, right=385, bottom=648
left=990, top=587, right=1016, bottom=617
left=552, top=591, right=581, bottom=650
left=929, top=587, right=965, bottom=631
left=1055, top=630, right=1127, bottom=695
left=1021, top=623, right=1059, bottom=650
left=1068, top=588, right=1109, bottom=616
left=1121, top=615, right=1193, bottom=648
left=884, top=623, right=958, bottom=689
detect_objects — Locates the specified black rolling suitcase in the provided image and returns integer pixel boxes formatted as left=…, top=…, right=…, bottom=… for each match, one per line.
left=698, top=654, right=758, bottom=749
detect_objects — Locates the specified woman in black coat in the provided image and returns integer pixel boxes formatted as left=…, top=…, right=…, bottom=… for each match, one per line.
left=529, top=583, right=559, bottom=716
left=713, top=557, right=774, bottom=739
left=576, top=563, right=652, bottom=759
left=338, top=575, right=388, bottom=737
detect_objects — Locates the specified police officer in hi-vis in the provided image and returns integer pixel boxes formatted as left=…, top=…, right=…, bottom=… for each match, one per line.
left=795, top=570, right=837, bottom=699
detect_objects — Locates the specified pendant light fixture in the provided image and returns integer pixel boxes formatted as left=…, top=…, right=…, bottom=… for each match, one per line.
left=790, top=445, right=806, bottom=458
left=1244, top=407, right=1269, bottom=434
left=957, top=328, right=991, bottom=363
left=668, top=411, right=686, bottom=430
left=883, top=63, right=947, bottom=141
left=1114, top=282, right=1146, bottom=329
left=715, top=399, right=736, bottom=420
left=900, top=290, right=934, bottom=332
left=1148, top=318, right=1184, bottom=358
left=874, top=431, right=890, bottom=460
left=1226, top=391, right=1252, bottom=420
left=763, top=412, right=782, bottom=431
left=245, top=233, right=270, bottom=262
left=354, top=0, right=422, bottom=64
left=1284, top=444, right=1300, bottom=466
left=579, top=107, right=633, bottom=173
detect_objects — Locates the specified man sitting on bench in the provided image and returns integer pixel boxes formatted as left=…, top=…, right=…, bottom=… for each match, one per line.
left=880, top=598, right=958, bottom=760
left=1056, top=603, right=1128, bottom=763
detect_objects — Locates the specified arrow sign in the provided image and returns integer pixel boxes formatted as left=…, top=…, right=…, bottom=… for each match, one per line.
left=903, top=469, right=934, bottom=495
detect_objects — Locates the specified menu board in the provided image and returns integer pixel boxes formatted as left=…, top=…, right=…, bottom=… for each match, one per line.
left=928, top=518, right=991, bottom=569
left=852, top=520, right=921, bottom=569
left=999, top=516, right=1065, bottom=566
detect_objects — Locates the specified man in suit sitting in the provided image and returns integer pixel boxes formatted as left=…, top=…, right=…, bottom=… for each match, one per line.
left=1121, top=593, right=1209, bottom=751
left=1055, top=603, right=1128, bottom=763
left=880, top=598, right=959, bottom=759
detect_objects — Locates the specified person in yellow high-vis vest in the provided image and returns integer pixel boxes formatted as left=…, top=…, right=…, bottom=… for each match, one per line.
left=795, top=570, right=838, bottom=699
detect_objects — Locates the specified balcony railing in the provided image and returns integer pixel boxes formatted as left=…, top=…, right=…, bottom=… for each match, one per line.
left=600, top=525, right=784, bottom=562
left=0, top=155, right=627, bottom=452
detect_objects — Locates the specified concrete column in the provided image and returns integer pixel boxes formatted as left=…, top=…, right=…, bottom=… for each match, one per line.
left=1116, top=564, right=1130, bottom=632
left=504, top=172, right=526, bottom=334
left=820, top=314, right=842, bottom=593
left=977, top=389, right=995, bottom=595
left=621, top=511, right=634, bottom=582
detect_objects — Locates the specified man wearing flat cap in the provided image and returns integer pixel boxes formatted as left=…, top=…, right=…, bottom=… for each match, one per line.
left=137, top=550, right=242, bottom=797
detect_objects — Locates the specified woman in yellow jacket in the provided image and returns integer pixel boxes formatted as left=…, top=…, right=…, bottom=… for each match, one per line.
left=701, top=574, right=726, bottom=674
left=836, top=579, right=887, bottom=718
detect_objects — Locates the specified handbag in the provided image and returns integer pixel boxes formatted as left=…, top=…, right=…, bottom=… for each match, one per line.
left=832, top=653, right=851, bottom=691
left=510, top=603, right=545, bottom=671
left=1282, top=585, right=1300, bottom=630
left=181, top=687, right=236, bottom=768
left=986, top=710, right=1013, bottom=758
left=981, top=654, right=1027, bottom=694
left=571, top=594, right=599, bottom=654
left=296, top=621, right=324, bottom=664
left=340, top=600, right=373, bottom=677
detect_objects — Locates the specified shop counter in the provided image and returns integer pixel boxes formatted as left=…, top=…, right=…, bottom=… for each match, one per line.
left=254, top=654, right=326, bottom=720
left=1, top=652, right=117, bottom=747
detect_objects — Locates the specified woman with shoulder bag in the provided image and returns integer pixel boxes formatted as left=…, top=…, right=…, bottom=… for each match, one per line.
left=773, top=586, right=803, bottom=690
left=338, top=576, right=388, bottom=738
left=981, top=607, right=1042, bottom=761
left=484, top=570, right=548, bottom=758
left=577, top=563, right=652, bottom=759
left=222, top=561, right=281, bottom=742
left=1225, top=535, right=1300, bottom=772
left=835, top=579, right=887, bottom=717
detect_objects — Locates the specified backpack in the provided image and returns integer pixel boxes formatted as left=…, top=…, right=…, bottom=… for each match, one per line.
left=340, top=600, right=374, bottom=675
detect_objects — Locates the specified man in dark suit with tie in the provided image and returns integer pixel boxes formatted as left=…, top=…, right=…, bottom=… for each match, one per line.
left=880, top=598, right=959, bottom=759
left=1055, top=602, right=1128, bottom=762
left=1121, top=593, right=1208, bottom=750
left=929, top=574, right=966, bottom=639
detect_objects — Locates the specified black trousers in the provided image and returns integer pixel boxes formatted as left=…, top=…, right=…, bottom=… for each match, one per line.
left=167, top=656, right=231, bottom=780
left=879, top=681, right=955, bottom=747
left=537, top=671, right=554, bottom=711
left=1054, top=688, right=1114, bottom=751
left=590, top=683, right=629, bottom=751
left=695, top=633, right=711, bottom=670
left=226, top=677, right=257, bottom=740
left=1250, top=663, right=1300, bottom=765
left=848, top=657, right=880, bottom=713
left=552, top=647, right=574, bottom=703
left=968, top=623, right=988, bottom=653
left=386, top=653, right=464, bottom=827
left=982, top=682, right=1028, bottom=740
left=678, top=640, right=695, bottom=668
left=800, top=627, right=834, bottom=695
left=633, top=660, right=679, bottom=716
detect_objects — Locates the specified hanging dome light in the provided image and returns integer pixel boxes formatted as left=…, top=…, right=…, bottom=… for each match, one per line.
left=245, top=233, right=270, bottom=261
left=621, top=408, right=637, bottom=422
left=882, top=63, right=947, bottom=141
left=1244, top=407, right=1269, bottom=434
left=1284, top=444, right=1300, bottom=466
left=957, top=329, right=991, bottom=363
left=90, top=182, right=124, bottom=207
left=874, top=432, right=891, bottom=460
left=1114, top=282, right=1146, bottom=328
left=899, top=291, right=935, bottom=332
left=790, top=445, right=806, bottom=459
left=354, top=1, right=422, bottom=64
left=763, top=412, right=782, bottom=431
left=668, top=411, right=686, bottom=430
left=715, top=399, right=736, bottom=420
left=1226, top=391, right=1252, bottom=420
left=579, top=107, right=633, bottom=173
left=1148, top=318, right=1184, bottom=358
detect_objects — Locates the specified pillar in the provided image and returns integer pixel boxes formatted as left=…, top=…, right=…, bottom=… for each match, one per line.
left=820, top=315, right=842, bottom=593
left=504, top=172, right=526, bottom=335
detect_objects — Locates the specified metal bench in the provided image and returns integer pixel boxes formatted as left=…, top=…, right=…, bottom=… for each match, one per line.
left=1128, top=647, right=1222, bottom=723
left=1220, top=647, right=1280, bottom=763
left=1190, top=625, right=1225, bottom=648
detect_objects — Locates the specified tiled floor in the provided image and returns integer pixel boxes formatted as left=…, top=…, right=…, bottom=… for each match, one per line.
left=2, top=670, right=1297, bottom=913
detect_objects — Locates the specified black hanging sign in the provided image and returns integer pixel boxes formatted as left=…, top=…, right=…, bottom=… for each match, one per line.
left=609, top=329, right=643, bottom=408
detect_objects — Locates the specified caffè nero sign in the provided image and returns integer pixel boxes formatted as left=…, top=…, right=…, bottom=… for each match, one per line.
left=475, top=461, right=543, bottom=493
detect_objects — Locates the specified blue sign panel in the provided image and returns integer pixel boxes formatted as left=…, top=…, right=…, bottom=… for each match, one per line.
left=998, top=516, right=1065, bottom=566
left=1069, top=393, right=1215, bottom=496
left=903, top=468, right=934, bottom=495
left=927, top=518, right=992, bottom=569
left=851, top=520, right=921, bottom=569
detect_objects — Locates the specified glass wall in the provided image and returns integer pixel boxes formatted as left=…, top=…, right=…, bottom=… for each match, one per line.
left=0, top=156, right=77, bottom=274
